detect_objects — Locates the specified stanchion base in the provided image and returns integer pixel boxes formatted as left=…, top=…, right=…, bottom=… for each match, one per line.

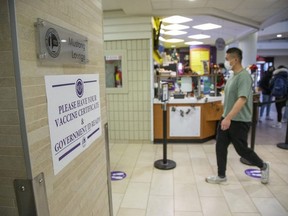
left=277, top=143, right=288, bottom=150
left=154, top=159, right=176, bottom=170
left=240, top=157, right=254, bottom=166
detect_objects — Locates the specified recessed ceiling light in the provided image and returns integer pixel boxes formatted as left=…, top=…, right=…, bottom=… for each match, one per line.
left=188, top=34, right=211, bottom=39
left=166, top=38, right=184, bottom=43
left=193, top=23, right=222, bottom=30
left=163, top=30, right=187, bottom=36
left=162, top=24, right=189, bottom=31
left=185, top=41, right=204, bottom=45
left=162, top=15, right=192, bottom=24
left=159, top=36, right=166, bottom=42
left=277, top=34, right=282, bottom=38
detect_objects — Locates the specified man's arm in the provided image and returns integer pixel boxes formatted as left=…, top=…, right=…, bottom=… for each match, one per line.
left=221, top=96, right=247, bottom=130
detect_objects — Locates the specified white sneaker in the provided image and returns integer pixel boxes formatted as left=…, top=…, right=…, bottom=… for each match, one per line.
left=271, top=122, right=282, bottom=128
left=206, top=175, right=227, bottom=184
left=281, top=119, right=287, bottom=123
left=261, top=162, right=270, bottom=184
left=265, top=116, right=273, bottom=121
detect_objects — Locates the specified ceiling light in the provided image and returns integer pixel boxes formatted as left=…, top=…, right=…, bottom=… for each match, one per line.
left=185, top=41, right=204, bottom=45
left=193, top=23, right=222, bottom=30
left=162, top=24, right=189, bottom=31
left=277, top=34, right=282, bottom=38
left=160, top=29, right=165, bottom=34
left=188, top=34, right=211, bottom=39
left=163, top=30, right=187, bottom=36
left=166, top=38, right=184, bottom=43
left=159, top=36, right=166, bottom=42
left=162, top=15, right=192, bottom=24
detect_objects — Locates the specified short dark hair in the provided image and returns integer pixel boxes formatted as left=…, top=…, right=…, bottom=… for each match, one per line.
left=218, top=63, right=225, bottom=68
left=226, top=47, right=243, bottom=62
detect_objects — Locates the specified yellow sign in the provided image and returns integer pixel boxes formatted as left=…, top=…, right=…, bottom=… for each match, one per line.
left=190, top=48, right=210, bottom=75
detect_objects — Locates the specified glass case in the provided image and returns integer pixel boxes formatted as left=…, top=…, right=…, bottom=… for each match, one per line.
left=104, top=50, right=128, bottom=94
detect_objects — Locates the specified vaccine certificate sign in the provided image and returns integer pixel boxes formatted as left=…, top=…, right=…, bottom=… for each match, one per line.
left=45, top=74, right=102, bottom=175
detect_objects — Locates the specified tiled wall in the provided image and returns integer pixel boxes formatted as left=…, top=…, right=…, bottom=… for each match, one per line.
left=105, top=39, right=152, bottom=141
left=0, top=0, right=110, bottom=216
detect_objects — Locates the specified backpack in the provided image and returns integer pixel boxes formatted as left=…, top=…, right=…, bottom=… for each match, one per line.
left=271, top=76, right=287, bottom=98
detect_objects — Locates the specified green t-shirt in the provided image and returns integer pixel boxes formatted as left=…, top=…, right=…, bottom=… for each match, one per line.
left=223, top=69, right=253, bottom=122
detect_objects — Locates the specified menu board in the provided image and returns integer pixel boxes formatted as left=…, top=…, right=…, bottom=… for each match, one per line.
left=190, top=48, right=210, bottom=75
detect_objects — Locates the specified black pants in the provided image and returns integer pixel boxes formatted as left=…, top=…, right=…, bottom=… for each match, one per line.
left=216, top=118, right=264, bottom=177
left=275, top=98, right=286, bottom=122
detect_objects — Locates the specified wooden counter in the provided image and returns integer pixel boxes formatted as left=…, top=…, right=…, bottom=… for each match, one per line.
left=153, top=97, right=223, bottom=142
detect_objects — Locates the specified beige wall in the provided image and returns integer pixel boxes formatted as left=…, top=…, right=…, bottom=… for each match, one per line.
left=103, top=12, right=153, bottom=142
left=0, top=0, right=110, bottom=216
left=105, top=39, right=152, bottom=141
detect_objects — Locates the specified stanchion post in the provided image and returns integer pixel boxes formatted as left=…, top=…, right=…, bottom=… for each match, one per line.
left=154, top=101, right=176, bottom=170
left=162, top=102, right=167, bottom=164
left=250, top=100, right=258, bottom=151
left=277, top=120, right=288, bottom=149
left=240, top=100, right=258, bottom=165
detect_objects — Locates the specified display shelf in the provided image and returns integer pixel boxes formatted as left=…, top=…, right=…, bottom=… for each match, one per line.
left=155, top=73, right=219, bottom=99
left=156, top=73, right=218, bottom=77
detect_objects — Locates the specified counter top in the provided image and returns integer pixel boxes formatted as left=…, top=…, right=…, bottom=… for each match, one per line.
left=154, top=95, right=223, bottom=104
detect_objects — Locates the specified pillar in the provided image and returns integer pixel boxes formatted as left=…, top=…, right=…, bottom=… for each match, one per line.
left=216, top=49, right=226, bottom=64
left=239, top=32, right=258, bottom=68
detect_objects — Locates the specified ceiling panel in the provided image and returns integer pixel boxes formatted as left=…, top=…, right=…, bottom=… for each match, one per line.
left=171, top=0, right=208, bottom=8
left=205, top=0, right=241, bottom=10
left=152, top=2, right=172, bottom=10
left=103, top=0, right=288, bottom=55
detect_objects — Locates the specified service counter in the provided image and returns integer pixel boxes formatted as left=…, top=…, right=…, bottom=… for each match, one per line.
left=153, top=96, right=223, bottom=143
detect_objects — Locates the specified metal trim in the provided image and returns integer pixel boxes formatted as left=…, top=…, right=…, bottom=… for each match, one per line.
left=14, top=173, right=50, bottom=216
left=14, top=179, right=37, bottom=216
left=104, top=123, right=113, bottom=216
left=8, top=0, right=33, bottom=179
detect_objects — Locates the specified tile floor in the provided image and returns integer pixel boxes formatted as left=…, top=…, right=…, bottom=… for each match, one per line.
left=110, top=110, right=288, bottom=216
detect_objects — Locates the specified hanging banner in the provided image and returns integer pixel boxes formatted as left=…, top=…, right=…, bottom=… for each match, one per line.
left=45, top=74, right=101, bottom=175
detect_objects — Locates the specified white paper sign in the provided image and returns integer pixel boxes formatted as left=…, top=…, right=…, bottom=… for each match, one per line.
left=45, top=74, right=102, bottom=175
left=169, top=106, right=201, bottom=137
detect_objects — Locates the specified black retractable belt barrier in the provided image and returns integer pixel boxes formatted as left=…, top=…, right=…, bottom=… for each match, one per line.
left=277, top=97, right=288, bottom=150
left=240, top=100, right=259, bottom=165
left=154, top=101, right=176, bottom=170
left=277, top=124, right=288, bottom=149
left=241, top=98, right=288, bottom=165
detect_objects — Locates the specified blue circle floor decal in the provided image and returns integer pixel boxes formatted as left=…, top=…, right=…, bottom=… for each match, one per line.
left=111, top=171, right=127, bottom=181
left=245, top=169, right=261, bottom=178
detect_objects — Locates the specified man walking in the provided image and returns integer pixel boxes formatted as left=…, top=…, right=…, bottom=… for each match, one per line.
left=206, top=47, right=270, bottom=184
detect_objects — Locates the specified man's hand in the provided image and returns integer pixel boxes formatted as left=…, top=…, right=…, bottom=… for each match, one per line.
left=222, top=96, right=247, bottom=130
left=221, top=117, right=231, bottom=130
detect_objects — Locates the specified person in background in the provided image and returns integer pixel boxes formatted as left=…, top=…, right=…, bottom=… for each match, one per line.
left=215, top=63, right=226, bottom=95
left=270, top=65, right=288, bottom=128
left=258, top=66, right=275, bottom=122
left=206, top=47, right=270, bottom=184
left=183, top=66, right=198, bottom=91
left=218, top=62, right=228, bottom=80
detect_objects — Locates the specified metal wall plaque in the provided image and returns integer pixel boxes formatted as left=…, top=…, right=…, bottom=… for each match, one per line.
left=35, top=18, right=88, bottom=64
